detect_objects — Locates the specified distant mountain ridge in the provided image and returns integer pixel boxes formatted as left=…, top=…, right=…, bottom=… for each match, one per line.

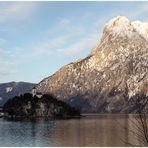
left=31, top=16, right=148, bottom=113
left=0, top=82, right=36, bottom=107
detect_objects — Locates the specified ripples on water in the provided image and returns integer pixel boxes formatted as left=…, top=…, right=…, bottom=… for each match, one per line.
left=0, top=115, right=142, bottom=146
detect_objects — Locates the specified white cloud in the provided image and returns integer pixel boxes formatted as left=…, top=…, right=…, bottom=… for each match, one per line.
left=30, top=33, right=98, bottom=59
left=0, top=47, right=24, bottom=77
left=44, top=4, right=148, bottom=58
left=46, top=17, right=86, bottom=38
left=0, top=38, right=7, bottom=45
left=35, top=17, right=100, bottom=58
left=0, top=2, right=39, bottom=24
left=0, top=61, right=16, bottom=77
left=57, top=35, right=98, bottom=57
left=31, top=35, right=69, bottom=57
left=2, top=2, right=147, bottom=79
left=0, top=48, right=11, bottom=57
left=127, top=3, right=148, bottom=20
left=1, top=2, right=148, bottom=83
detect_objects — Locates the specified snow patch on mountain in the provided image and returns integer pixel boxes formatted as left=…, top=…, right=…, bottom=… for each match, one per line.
left=132, top=21, right=148, bottom=41
left=6, top=87, right=13, bottom=93
left=104, top=16, right=148, bottom=41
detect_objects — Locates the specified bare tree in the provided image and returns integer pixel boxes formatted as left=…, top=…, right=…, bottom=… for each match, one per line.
left=122, top=93, right=148, bottom=146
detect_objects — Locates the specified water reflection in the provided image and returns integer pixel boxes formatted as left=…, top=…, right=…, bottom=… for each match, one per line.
left=0, top=115, right=143, bottom=146
left=50, top=115, right=141, bottom=146
left=0, top=119, right=55, bottom=146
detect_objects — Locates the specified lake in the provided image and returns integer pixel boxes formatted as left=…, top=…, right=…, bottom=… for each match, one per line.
left=0, top=115, right=143, bottom=146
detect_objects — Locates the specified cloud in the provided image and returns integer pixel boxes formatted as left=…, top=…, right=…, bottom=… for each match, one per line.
left=0, top=38, right=7, bottom=45
left=0, top=48, right=11, bottom=57
left=29, top=3, right=148, bottom=57
left=57, top=35, right=98, bottom=57
left=24, top=17, right=91, bottom=58
left=34, top=17, right=100, bottom=58
left=0, top=47, right=24, bottom=77
left=0, top=2, right=39, bottom=24
left=0, top=61, right=16, bottom=77
left=30, top=35, right=69, bottom=57
left=1, top=1, right=148, bottom=83
left=128, top=2, right=148, bottom=20
left=2, top=2, right=147, bottom=78
left=56, top=17, right=84, bottom=35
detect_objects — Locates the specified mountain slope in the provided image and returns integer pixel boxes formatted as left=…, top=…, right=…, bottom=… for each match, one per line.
left=35, top=16, right=148, bottom=113
left=0, top=82, right=36, bottom=106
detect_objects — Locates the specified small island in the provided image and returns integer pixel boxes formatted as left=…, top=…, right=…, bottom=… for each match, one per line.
left=3, top=93, right=81, bottom=120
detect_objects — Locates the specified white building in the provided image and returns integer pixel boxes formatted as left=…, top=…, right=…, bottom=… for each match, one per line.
left=32, top=87, right=43, bottom=98
left=32, top=87, right=36, bottom=97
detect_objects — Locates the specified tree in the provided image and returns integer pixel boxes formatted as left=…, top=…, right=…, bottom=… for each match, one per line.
left=123, top=93, right=148, bottom=146
left=3, top=93, right=80, bottom=119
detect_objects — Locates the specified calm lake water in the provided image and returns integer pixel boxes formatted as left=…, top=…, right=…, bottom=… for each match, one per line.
left=0, top=115, right=142, bottom=146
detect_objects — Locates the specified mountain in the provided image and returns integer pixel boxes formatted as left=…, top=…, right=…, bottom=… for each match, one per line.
left=35, top=16, right=148, bottom=113
left=0, top=82, right=36, bottom=107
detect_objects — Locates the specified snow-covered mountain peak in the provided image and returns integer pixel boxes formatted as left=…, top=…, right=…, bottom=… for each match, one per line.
left=102, top=16, right=148, bottom=42
left=36, top=16, right=148, bottom=113
left=132, top=21, right=148, bottom=41
left=103, top=16, right=135, bottom=39
left=106, top=16, right=130, bottom=28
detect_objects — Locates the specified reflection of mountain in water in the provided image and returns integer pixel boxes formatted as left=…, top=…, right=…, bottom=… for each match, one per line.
left=49, top=115, right=141, bottom=146
left=0, top=116, right=143, bottom=146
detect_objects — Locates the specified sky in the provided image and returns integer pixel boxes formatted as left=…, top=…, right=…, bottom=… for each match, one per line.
left=0, top=1, right=148, bottom=84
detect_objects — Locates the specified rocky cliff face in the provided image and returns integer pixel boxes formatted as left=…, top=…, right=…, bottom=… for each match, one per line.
left=35, top=16, right=148, bottom=113
left=0, top=82, right=36, bottom=107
